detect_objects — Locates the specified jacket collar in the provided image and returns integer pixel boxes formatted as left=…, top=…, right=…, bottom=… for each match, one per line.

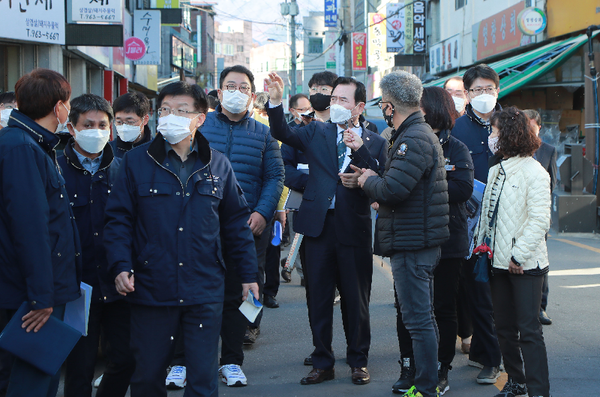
left=115, top=124, right=152, bottom=153
left=215, top=104, right=252, bottom=124
left=498, top=155, right=530, bottom=176
left=64, top=137, right=115, bottom=172
left=464, top=103, right=502, bottom=126
left=437, top=129, right=451, bottom=146
left=147, top=130, right=212, bottom=166
left=390, top=111, right=427, bottom=148
left=6, top=109, right=60, bottom=154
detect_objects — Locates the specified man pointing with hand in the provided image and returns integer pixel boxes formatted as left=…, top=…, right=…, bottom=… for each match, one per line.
left=265, top=72, right=387, bottom=386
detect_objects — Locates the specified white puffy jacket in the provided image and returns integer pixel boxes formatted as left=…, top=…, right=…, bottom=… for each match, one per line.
left=474, top=156, right=551, bottom=271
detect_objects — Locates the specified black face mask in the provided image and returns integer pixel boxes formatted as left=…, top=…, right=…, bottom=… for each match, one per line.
left=382, top=104, right=395, bottom=128
left=310, top=93, right=331, bottom=112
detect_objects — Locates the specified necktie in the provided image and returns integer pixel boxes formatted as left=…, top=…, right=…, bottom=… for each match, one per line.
left=337, top=133, right=347, bottom=171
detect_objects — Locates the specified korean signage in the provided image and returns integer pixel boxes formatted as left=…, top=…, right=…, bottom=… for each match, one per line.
left=324, top=31, right=338, bottom=70
left=134, top=10, right=161, bottom=65
left=0, top=0, right=65, bottom=45
left=151, top=0, right=180, bottom=8
left=124, top=37, right=146, bottom=61
left=324, top=0, right=338, bottom=27
left=518, top=7, right=546, bottom=35
left=352, top=33, right=367, bottom=71
left=429, top=34, right=460, bottom=75
left=472, top=2, right=525, bottom=61
left=368, top=13, right=386, bottom=67
left=412, top=0, right=426, bottom=54
left=386, top=2, right=405, bottom=53
left=71, top=0, right=122, bottom=23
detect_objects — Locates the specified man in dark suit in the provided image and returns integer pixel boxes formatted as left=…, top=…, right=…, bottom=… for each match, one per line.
left=265, top=72, right=387, bottom=386
left=524, top=109, right=557, bottom=326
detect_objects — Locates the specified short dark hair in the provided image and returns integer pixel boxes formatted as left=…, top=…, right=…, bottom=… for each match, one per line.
left=443, top=76, right=463, bottom=89
left=15, top=68, right=71, bottom=121
left=289, top=93, right=309, bottom=109
left=69, top=94, right=114, bottom=126
left=113, top=92, right=151, bottom=118
left=308, top=71, right=338, bottom=88
left=0, top=92, right=16, bottom=105
left=421, top=87, right=459, bottom=131
left=219, top=65, right=256, bottom=93
left=332, top=77, right=366, bottom=104
left=254, top=92, right=270, bottom=111
left=158, top=82, right=208, bottom=114
left=522, top=109, right=541, bottom=127
left=462, top=64, right=499, bottom=91
left=490, top=107, right=541, bottom=158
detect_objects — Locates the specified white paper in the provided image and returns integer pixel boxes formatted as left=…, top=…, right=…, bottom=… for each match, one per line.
left=238, top=292, right=263, bottom=323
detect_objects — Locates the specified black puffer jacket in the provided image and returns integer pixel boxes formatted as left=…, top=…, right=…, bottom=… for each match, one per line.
left=363, top=111, right=449, bottom=256
left=437, top=129, right=474, bottom=259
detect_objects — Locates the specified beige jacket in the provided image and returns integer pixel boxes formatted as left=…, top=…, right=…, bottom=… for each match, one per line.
left=474, top=156, right=551, bottom=271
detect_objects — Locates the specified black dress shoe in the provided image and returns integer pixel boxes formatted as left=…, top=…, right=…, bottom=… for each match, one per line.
left=264, top=295, right=280, bottom=308
left=243, top=327, right=260, bottom=345
left=304, top=355, right=313, bottom=366
left=351, top=367, right=370, bottom=385
left=281, top=268, right=292, bottom=283
left=539, top=310, right=552, bottom=325
left=300, top=368, right=335, bottom=385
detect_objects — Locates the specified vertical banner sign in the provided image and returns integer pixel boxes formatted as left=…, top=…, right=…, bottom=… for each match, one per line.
left=196, top=15, right=202, bottom=64
left=134, top=10, right=161, bottom=65
left=352, top=33, right=367, bottom=71
left=71, top=0, right=123, bottom=23
left=386, top=2, right=405, bottom=53
left=412, top=0, right=426, bottom=53
left=368, top=13, right=386, bottom=68
left=0, top=0, right=65, bottom=44
left=404, top=3, right=413, bottom=54
left=324, top=31, right=338, bottom=70
left=324, top=0, right=338, bottom=28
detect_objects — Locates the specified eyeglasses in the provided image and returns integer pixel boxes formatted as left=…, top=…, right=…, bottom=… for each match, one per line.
left=378, top=101, right=394, bottom=110
left=114, top=119, right=142, bottom=127
left=157, top=107, right=199, bottom=117
left=309, top=85, right=333, bottom=95
left=446, top=89, right=466, bottom=97
left=2, top=104, right=16, bottom=110
left=468, top=87, right=497, bottom=96
left=224, top=83, right=251, bottom=94
left=293, top=107, right=311, bottom=113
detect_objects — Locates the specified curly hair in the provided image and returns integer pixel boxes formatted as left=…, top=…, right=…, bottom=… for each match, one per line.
left=490, top=107, right=540, bottom=158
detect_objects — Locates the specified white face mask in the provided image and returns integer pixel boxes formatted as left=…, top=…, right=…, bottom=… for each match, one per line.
left=158, top=114, right=195, bottom=144
left=74, top=127, right=110, bottom=154
left=452, top=96, right=466, bottom=114
left=470, top=94, right=497, bottom=114
left=55, top=102, right=70, bottom=134
left=222, top=90, right=250, bottom=115
left=330, top=104, right=355, bottom=124
left=0, top=108, right=13, bottom=127
left=116, top=123, right=143, bottom=143
left=488, top=135, right=499, bottom=154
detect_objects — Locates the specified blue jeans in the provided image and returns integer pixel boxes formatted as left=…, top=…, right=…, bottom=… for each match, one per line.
left=391, top=247, right=440, bottom=397
left=6, top=305, right=66, bottom=397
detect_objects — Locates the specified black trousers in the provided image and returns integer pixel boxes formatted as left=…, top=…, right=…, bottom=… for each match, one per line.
left=264, top=237, right=281, bottom=298
left=0, top=310, right=13, bottom=394
left=395, top=258, right=461, bottom=366
left=491, top=272, right=550, bottom=396
left=541, top=273, right=549, bottom=311
left=303, top=212, right=373, bottom=370
left=64, top=299, right=135, bottom=397
left=463, top=256, right=502, bottom=367
left=456, top=261, right=473, bottom=340
left=219, top=225, right=269, bottom=366
left=129, top=303, right=223, bottom=397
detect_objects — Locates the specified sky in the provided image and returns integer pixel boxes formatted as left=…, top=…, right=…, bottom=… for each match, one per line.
left=211, top=0, right=325, bottom=44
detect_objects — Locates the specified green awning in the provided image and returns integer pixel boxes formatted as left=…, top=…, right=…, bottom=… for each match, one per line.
left=423, top=31, right=598, bottom=99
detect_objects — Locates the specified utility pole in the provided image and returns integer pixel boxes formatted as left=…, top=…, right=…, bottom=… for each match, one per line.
left=340, top=0, right=353, bottom=77
left=281, top=0, right=299, bottom=95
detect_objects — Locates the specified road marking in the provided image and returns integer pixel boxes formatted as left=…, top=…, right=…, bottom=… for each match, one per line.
left=552, top=238, right=600, bottom=254
left=549, top=267, right=600, bottom=276
left=561, top=283, right=600, bottom=289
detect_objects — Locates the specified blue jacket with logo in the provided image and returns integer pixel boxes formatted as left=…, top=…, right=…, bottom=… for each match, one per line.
left=103, top=132, right=258, bottom=306
left=58, top=141, right=122, bottom=303
left=0, top=110, right=82, bottom=310
left=201, top=106, right=284, bottom=222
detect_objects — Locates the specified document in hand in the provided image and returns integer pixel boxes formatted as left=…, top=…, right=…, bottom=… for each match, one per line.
left=238, top=292, right=263, bottom=323
left=63, top=282, right=93, bottom=336
left=284, top=164, right=309, bottom=211
left=0, top=301, right=82, bottom=375
left=465, top=179, right=486, bottom=260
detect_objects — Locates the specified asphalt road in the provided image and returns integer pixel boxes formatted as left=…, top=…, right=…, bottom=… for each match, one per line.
left=66, top=231, right=600, bottom=396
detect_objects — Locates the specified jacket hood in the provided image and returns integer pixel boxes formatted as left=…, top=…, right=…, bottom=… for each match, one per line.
left=5, top=109, right=60, bottom=154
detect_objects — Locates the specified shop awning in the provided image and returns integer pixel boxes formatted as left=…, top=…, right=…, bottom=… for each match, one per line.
left=423, top=31, right=599, bottom=99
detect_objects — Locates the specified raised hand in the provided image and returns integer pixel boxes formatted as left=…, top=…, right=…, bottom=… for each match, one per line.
left=343, top=130, right=364, bottom=150
left=265, top=72, right=285, bottom=106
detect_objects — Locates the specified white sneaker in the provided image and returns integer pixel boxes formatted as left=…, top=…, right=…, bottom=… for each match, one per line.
left=219, top=364, right=248, bottom=387
left=166, top=365, right=187, bottom=389
left=93, top=374, right=103, bottom=388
